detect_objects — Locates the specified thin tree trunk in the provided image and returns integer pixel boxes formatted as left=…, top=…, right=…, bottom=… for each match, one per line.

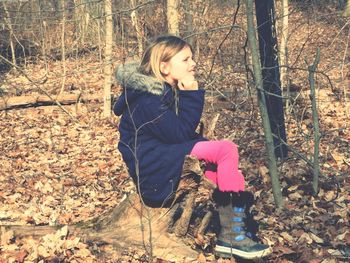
left=308, top=48, right=321, bottom=195
left=245, top=0, right=283, bottom=208
left=130, top=0, right=144, bottom=57
left=254, top=0, right=288, bottom=160
left=280, top=0, right=290, bottom=111
left=38, top=0, right=49, bottom=73
left=84, top=10, right=90, bottom=46
left=103, top=0, right=113, bottom=118
left=184, top=0, right=194, bottom=47
left=167, top=0, right=180, bottom=36
left=73, top=0, right=81, bottom=45
left=343, top=0, right=350, bottom=16
left=97, top=16, right=103, bottom=64
left=60, top=0, right=67, bottom=95
left=342, top=28, right=349, bottom=117
left=2, top=3, right=16, bottom=68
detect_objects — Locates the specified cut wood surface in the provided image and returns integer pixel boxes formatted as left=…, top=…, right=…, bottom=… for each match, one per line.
left=0, top=93, right=102, bottom=110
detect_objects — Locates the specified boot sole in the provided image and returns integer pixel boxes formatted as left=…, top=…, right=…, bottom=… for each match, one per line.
left=215, top=244, right=272, bottom=259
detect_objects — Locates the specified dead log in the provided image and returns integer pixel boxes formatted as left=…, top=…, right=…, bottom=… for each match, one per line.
left=0, top=93, right=102, bottom=111
left=0, top=156, right=216, bottom=262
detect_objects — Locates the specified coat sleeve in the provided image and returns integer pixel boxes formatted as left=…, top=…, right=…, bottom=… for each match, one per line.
left=133, top=89, right=205, bottom=144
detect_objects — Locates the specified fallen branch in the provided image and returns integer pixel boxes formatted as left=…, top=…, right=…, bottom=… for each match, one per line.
left=0, top=54, right=76, bottom=119
left=0, top=93, right=102, bottom=111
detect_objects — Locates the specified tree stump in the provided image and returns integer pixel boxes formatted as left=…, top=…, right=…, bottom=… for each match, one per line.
left=0, top=156, right=216, bottom=262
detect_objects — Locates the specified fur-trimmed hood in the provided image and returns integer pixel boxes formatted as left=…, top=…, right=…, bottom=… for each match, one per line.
left=113, top=61, right=164, bottom=116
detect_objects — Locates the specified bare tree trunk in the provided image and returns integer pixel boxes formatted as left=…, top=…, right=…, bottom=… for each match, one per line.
left=184, top=0, right=194, bottom=47
left=60, top=0, right=67, bottom=95
left=308, top=49, right=321, bottom=195
left=343, top=0, right=350, bottom=16
left=96, top=2, right=103, bottom=64
left=103, top=0, right=113, bottom=118
left=167, top=0, right=180, bottom=36
left=341, top=27, right=349, bottom=117
left=280, top=0, right=290, bottom=112
left=38, top=0, right=49, bottom=73
left=2, top=3, right=17, bottom=68
left=97, top=19, right=103, bottom=64
left=83, top=10, right=90, bottom=45
left=130, top=0, right=144, bottom=57
left=73, top=0, right=88, bottom=46
left=74, top=0, right=81, bottom=45
left=254, top=0, right=288, bottom=159
left=245, top=0, right=283, bottom=208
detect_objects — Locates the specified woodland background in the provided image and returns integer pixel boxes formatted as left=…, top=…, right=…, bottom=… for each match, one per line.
left=0, top=0, right=349, bottom=262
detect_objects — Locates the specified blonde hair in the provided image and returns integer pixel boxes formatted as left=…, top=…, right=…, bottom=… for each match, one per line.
left=139, top=35, right=191, bottom=83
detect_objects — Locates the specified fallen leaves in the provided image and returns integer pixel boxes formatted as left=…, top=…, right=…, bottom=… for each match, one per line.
left=0, top=226, right=96, bottom=262
left=258, top=165, right=270, bottom=184
left=0, top=107, right=125, bottom=226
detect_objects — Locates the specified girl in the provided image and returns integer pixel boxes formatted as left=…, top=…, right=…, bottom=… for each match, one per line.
left=113, top=35, right=271, bottom=259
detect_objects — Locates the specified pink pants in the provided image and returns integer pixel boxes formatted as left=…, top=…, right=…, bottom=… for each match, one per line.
left=190, top=140, right=245, bottom=192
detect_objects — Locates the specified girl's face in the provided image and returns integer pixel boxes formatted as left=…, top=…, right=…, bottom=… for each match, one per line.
left=161, top=46, right=196, bottom=86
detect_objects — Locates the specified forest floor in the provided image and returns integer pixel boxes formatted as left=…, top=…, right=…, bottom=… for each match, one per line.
left=1, top=3, right=350, bottom=263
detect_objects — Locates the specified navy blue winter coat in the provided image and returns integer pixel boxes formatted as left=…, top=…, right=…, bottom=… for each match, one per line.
left=113, top=62, right=206, bottom=207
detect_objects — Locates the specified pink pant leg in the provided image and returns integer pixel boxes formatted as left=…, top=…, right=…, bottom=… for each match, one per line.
left=204, top=170, right=218, bottom=185
left=190, top=140, right=245, bottom=192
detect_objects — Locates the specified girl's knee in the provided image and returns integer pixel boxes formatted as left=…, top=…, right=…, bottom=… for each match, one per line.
left=220, top=140, right=238, bottom=156
left=222, top=140, right=238, bottom=149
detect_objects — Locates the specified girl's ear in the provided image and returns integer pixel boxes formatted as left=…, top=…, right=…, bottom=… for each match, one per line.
left=160, top=62, right=170, bottom=75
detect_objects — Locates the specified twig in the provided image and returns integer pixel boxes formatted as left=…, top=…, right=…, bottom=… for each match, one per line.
left=205, top=0, right=241, bottom=82
left=307, top=48, right=321, bottom=195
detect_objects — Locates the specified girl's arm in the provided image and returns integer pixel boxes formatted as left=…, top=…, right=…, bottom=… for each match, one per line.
left=134, top=89, right=205, bottom=144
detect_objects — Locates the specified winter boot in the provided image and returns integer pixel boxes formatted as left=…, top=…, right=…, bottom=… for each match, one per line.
left=213, top=190, right=272, bottom=259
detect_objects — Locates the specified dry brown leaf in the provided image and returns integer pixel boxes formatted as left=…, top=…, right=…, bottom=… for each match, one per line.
left=335, top=231, right=350, bottom=244
left=1, top=230, right=14, bottom=246
left=298, top=232, right=313, bottom=245
left=331, top=151, right=344, bottom=166
left=56, top=225, right=69, bottom=239
left=288, top=191, right=303, bottom=201
left=287, top=185, right=299, bottom=191
left=37, top=245, right=51, bottom=258
left=14, top=250, right=28, bottom=263
left=310, top=233, right=324, bottom=244
left=323, top=191, right=335, bottom=202
left=275, top=244, right=296, bottom=255
left=280, top=232, right=295, bottom=243
left=258, top=165, right=270, bottom=184
left=197, top=253, right=207, bottom=263
left=64, top=237, right=80, bottom=250
left=75, top=247, right=92, bottom=258
left=1, top=243, right=18, bottom=251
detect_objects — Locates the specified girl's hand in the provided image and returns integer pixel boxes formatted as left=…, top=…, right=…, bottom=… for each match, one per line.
left=177, top=75, right=198, bottom=90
